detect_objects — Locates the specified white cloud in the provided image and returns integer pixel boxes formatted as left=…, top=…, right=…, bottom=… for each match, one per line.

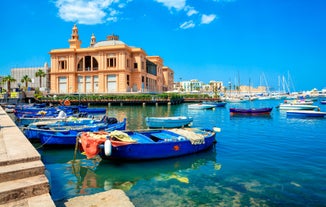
left=180, top=20, right=195, bottom=29
left=154, top=0, right=186, bottom=10
left=54, top=0, right=124, bottom=25
left=185, top=6, right=198, bottom=17
left=201, top=14, right=217, bottom=24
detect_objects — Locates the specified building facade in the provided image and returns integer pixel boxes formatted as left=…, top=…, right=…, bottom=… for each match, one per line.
left=10, top=63, right=50, bottom=91
left=49, top=25, right=174, bottom=94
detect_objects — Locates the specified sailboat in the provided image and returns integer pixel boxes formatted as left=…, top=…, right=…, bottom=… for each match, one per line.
left=229, top=79, right=273, bottom=115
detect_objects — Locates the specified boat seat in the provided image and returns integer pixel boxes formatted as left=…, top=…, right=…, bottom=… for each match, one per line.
left=130, top=132, right=155, bottom=143
left=150, top=132, right=176, bottom=140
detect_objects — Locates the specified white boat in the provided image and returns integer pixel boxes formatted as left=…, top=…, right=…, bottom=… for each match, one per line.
left=287, top=110, right=326, bottom=118
left=277, top=103, right=319, bottom=110
left=145, top=116, right=193, bottom=128
left=188, top=103, right=215, bottom=110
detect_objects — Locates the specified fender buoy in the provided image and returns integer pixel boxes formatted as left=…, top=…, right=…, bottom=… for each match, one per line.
left=104, top=140, right=112, bottom=156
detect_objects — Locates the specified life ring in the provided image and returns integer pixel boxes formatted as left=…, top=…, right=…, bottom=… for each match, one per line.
left=64, top=99, right=71, bottom=106
left=104, top=140, right=112, bottom=156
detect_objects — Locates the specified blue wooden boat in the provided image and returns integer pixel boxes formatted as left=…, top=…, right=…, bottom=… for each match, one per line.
left=38, top=119, right=126, bottom=146
left=230, top=107, right=273, bottom=115
left=78, top=106, right=106, bottom=114
left=145, top=116, right=193, bottom=128
left=79, top=127, right=219, bottom=160
left=286, top=110, right=326, bottom=118
left=24, top=116, right=123, bottom=140
left=320, top=100, right=326, bottom=104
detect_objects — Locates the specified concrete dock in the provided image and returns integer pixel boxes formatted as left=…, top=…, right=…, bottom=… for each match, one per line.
left=0, top=107, right=55, bottom=207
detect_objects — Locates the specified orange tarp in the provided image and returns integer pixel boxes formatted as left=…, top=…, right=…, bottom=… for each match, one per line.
left=80, top=131, right=109, bottom=159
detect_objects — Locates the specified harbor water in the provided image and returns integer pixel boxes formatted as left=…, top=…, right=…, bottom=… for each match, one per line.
left=16, top=99, right=326, bottom=206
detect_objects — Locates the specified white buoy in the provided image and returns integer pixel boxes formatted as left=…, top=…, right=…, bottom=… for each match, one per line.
left=104, top=140, right=112, bottom=156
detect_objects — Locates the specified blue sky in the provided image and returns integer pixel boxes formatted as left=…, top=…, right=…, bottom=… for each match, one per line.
left=1, top=0, right=325, bottom=91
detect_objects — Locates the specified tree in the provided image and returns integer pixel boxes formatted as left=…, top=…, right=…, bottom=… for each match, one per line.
left=35, top=69, right=46, bottom=88
left=21, top=75, right=32, bottom=90
left=2, top=75, right=16, bottom=93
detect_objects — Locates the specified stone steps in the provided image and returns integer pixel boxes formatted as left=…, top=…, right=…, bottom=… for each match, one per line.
left=0, top=160, right=45, bottom=183
left=0, top=107, right=55, bottom=206
left=0, top=175, right=50, bottom=205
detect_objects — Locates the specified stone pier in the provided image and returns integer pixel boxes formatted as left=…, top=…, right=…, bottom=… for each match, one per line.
left=0, top=107, right=55, bottom=206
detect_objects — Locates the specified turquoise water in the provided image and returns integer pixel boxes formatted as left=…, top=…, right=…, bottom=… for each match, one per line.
left=27, top=99, right=326, bottom=206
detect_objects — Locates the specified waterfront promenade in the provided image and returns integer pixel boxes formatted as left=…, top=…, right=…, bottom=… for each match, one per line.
left=0, top=106, right=55, bottom=207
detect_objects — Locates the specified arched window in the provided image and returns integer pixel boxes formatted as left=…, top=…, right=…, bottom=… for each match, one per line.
left=85, top=56, right=91, bottom=71
left=93, top=57, right=98, bottom=70
left=77, top=58, right=83, bottom=71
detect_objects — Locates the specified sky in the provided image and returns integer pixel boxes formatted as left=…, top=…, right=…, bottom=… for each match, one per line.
left=1, top=0, right=325, bottom=92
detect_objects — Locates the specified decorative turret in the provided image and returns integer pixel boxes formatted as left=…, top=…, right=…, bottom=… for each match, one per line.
left=107, top=34, right=119, bottom=41
left=68, top=24, right=81, bottom=49
left=90, top=33, right=96, bottom=47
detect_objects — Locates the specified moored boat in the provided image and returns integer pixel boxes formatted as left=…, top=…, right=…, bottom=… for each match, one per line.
left=78, top=127, right=220, bottom=161
left=145, top=116, right=193, bottom=128
left=188, top=103, right=215, bottom=110
left=286, top=110, right=326, bottom=118
left=320, top=100, right=326, bottom=104
left=202, top=101, right=227, bottom=107
left=230, top=107, right=273, bottom=115
left=38, top=118, right=127, bottom=146
left=277, top=103, right=319, bottom=110
left=23, top=116, right=123, bottom=140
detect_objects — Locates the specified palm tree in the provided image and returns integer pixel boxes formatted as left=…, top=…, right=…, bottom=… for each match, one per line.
left=21, top=75, right=32, bottom=90
left=35, top=69, right=46, bottom=88
left=2, top=75, right=16, bottom=93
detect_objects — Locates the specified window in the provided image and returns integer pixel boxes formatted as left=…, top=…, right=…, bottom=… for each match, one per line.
left=127, top=59, right=130, bottom=68
left=134, top=62, right=138, bottom=69
left=107, top=58, right=116, bottom=68
left=93, top=57, right=98, bottom=70
left=93, top=76, right=99, bottom=92
left=85, top=56, right=91, bottom=71
left=58, top=77, right=67, bottom=93
left=85, top=76, right=91, bottom=92
left=127, top=75, right=130, bottom=86
left=59, top=60, right=67, bottom=70
left=107, top=75, right=117, bottom=92
left=77, top=58, right=83, bottom=71
left=77, top=76, right=84, bottom=93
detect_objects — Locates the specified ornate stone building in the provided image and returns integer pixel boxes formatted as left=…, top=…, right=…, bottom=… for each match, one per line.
left=49, top=25, right=174, bottom=94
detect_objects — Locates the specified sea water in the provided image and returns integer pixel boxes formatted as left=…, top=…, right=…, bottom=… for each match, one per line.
left=20, top=99, right=326, bottom=206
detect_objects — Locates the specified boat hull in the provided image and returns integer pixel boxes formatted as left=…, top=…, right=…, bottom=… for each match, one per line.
left=38, top=119, right=126, bottom=145
left=278, top=104, right=319, bottom=110
left=286, top=110, right=326, bottom=118
left=188, top=104, right=215, bottom=110
left=230, top=107, right=273, bottom=115
left=145, top=116, right=193, bottom=128
left=80, top=128, right=217, bottom=161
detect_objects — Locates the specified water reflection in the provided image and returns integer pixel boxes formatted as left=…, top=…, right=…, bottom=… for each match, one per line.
left=51, top=146, right=220, bottom=201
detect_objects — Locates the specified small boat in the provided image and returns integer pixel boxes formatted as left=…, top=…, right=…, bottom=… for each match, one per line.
left=202, top=101, right=227, bottom=107
left=38, top=118, right=127, bottom=146
left=78, top=127, right=220, bottom=161
left=17, top=110, right=72, bottom=126
left=145, top=116, right=193, bottom=128
left=286, top=110, right=326, bottom=118
left=320, top=100, right=326, bottom=104
left=78, top=106, right=106, bottom=114
left=230, top=107, right=273, bottom=115
left=277, top=103, right=319, bottom=110
left=188, top=104, right=215, bottom=110
left=24, top=116, right=123, bottom=140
